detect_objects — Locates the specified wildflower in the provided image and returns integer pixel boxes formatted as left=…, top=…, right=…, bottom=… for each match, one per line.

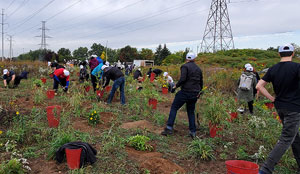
left=203, top=86, right=208, bottom=90
left=16, top=111, right=19, bottom=115
left=94, top=111, right=96, bottom=114
left=90, top=117, right=93, bottom=120
left=91, top=113, right=94, bottom=116
left=0, top=130, right=2, bottom=135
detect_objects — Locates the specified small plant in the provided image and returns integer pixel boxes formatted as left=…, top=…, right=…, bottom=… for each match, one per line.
left=187, top=138, right=215, bottom=161
left=88, top=110, right=100, bottom=126
left=33, top=79, right=43, bottom=87
left=236, top=146, right=249, bottom=160
left=127, top=135, right=153, bottom=151
left=203, top=94, right=228, bottom=125
left=0, top=159, right=25, bottom=174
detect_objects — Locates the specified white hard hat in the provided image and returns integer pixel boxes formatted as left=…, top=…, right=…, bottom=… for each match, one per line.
left=244, top=63, right=252, bottom=69
left=3, top=69, right=8, bottom=75
left=163, top=72, right=168, bottom=77
left=101, top=65, right=108, bottom=71
left=246, top=66, right=253, bottom=72
left=91, top=55, right=97, bottom=58
left=80, top=65, right=84, bottom=69
left=48, top=62, right=51, bottom=66
left=63, top=69, right=70, bottom=76
left=186, top=52, right=196, bottom=60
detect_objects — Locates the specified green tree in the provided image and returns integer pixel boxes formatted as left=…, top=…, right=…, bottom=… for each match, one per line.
left=119, top=45, right=138, bottom=62
left=154, top=44, right=162, bottom=65
left=160, top=44, right=171, bottom=62
left=73, top=47, right=88, bottom=60
left=57, top=48, right=72, bottom=62
left=88, top=43, right=105, bottom=56
left=162, top=54, right=182, bottom=65
left=139, top=48, right=154, bottom=60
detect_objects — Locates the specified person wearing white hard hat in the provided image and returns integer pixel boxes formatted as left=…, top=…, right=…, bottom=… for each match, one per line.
left=102, top=65, right=125, bottom=105
left=79, top=65, right=89, bottom=83
left=237, top=64, right=258, bottom=115
left=257, top=45, right=300, bottom=174
left=163, top=72, right=175, bottom=92
left=161, top=52, right=203, bottom=139
left=53, top=68, right=70, bottom=93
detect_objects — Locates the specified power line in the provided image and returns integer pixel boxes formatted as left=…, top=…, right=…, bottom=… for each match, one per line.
left=6, top=0, right=16, bottom=11
left=6, top=0, right=30, bottom=20
left=10, top=0, right=56, bottom=32
left=46, top=0, right=82, bottom=22
left=78, top=0, right=201, bottom=38
left=52, top=0, right=146, bottom=31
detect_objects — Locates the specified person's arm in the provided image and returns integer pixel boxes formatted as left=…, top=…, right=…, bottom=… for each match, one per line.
left=11, top=74, right=15, bottom=82
left=3, top=80, right=7, bottom=87
left=175, top=66, right=187, bottom=88
left=103, top=72, right=110, bottom=88
left=256, top=79, right=275, bottom=102
left=65, top=76, right=70, bottom=88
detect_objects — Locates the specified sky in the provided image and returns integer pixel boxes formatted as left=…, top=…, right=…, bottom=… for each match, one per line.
left=0, top=0, right=300, bottom=57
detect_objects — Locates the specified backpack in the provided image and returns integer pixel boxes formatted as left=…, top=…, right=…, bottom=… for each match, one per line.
left=238, top=73, right=253, bottom=91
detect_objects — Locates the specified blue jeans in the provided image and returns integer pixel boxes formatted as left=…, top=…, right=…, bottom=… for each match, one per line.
left=166, top=90, right=198, bottom=133
left=107, top=77, right=125, bottom=105
left=261, top=109, right=300, bottom=174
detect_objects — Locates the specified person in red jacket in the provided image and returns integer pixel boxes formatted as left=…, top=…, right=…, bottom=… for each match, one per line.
left=53, top=68, right=70, bottom=94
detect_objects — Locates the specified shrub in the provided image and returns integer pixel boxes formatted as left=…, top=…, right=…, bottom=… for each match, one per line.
left=127, top=135, right=153, bottom=151
left=0, top=159, right=25, bottom=174
left=88, top=110, right=100, bottom=126
left=187, top=138, right=215, bottom=161
left=48, top=131, right=76, bottom=159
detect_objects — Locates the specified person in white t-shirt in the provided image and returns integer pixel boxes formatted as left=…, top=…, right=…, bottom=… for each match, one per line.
left=163, top=72, right=175, bottom=92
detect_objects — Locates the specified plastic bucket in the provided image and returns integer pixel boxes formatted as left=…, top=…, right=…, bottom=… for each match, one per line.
left=65, top=148, right=82, bottom=169
left=105, top=86, right=112, bottom=92
left=225, top=160, right=259, bottom=174
left=148, top=98, right=157, bottom=109
left=46, top=90, right=55, bottom=99
left=49, top=73, right=54, bottom=78
left=209, top=123, right=223, bottom=138
left=46, top=105, right=61, bottom=128
left=162, top=87, right=168, bottom=94
left=150, top=72, right=155, bottom=82
left=85, top=86, right=91, bottom=92
left=230, top=112, right=238, bottom=120
left=97, top=90, right=105, bottom=98
left=41, top=78, right=47, bottom=84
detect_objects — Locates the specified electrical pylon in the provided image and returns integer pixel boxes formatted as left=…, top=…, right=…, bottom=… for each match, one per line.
left=200, top=0, right=234, bottom=53
left=37, top=21, right=51, bottom=50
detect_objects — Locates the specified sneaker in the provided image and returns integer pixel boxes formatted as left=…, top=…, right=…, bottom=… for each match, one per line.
left=190, top=132, right=196, bottom=139
left=258, top=170, right=267, bottom=174
left=161, top=128, right=173, bottom=136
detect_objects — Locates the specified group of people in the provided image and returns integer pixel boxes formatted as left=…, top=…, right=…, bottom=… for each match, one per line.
left=2, top=44, right=300, bottom=173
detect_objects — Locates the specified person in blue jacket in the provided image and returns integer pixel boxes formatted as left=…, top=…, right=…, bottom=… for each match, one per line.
left=91, top=62, right=104, bottom=92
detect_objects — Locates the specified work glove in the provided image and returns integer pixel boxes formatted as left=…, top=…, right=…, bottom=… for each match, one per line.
left=63, top=86, right=68, bottom=92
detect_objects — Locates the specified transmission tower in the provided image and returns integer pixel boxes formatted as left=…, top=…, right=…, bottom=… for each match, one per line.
left=1, top=9, right=5, bottom=60
left=37, top=21, right=51, bottom=50
left=200, top=0, right=234, bottom=53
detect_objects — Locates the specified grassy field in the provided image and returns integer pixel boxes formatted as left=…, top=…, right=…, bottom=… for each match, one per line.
left=0, top=52, right=299, bottom=174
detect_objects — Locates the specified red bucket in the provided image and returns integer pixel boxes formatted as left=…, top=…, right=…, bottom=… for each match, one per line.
left=148, top=98, right=157, bottom=109
left=230, top=112, right=238, bottom=120
left=46, top=105, right=61, bottom=128
left=162, top=87, right=168, bottom=94
left=49, top=73, right=54, bottom=78
left=65, top=148, right=82, bottom=169
left=85, top=86, right=91, bottom=92
left=46, top=90, right=55, bottom=99
left=105, top=86, right=112, bottom=92
left=41, top=78, right=47, bottom=84
left=265, top=102, right=274, bottom=109
left=225, top=160, right=259, bottom=174
left=209, top=123, right=223, bottom=138
left=97, top=90, right=105, bottom=98
left=150, top=72, right=155, bottom=82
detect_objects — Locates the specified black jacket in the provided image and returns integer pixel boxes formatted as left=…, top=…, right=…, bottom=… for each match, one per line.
left=153, top=69, right=163, bottom=76
left=56, top=141, right=97, bottom=167
left=176, top=61, right=203, bottom=93
left=133, top=70, right=142, bottom=79
left=103, top=67, right=124, bottom=87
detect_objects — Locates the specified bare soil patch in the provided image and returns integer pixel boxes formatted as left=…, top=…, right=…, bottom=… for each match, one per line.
left=120, top=120, right=163, bottom=134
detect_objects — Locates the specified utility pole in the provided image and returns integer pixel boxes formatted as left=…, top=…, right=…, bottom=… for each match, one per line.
left=7, top=35, right=13, bottom=59
left=200, top=0, right=234, bottom=53
left=1, top=9, right=4, bottom=61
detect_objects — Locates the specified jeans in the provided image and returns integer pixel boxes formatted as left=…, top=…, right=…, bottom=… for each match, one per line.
left=53, top=78, right=66, bottom=90
left=261, top=109, right=300, bottom=174
left=248, top=100, right=253, bottom=114
left=166, top=90, right=198, bottom=133
left=91, top=74, right=97, bottom=92
left=107, top=76, right=125, bottom=105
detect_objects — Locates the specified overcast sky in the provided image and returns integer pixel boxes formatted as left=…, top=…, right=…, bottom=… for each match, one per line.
left=1, top=0, right=300, bottom=57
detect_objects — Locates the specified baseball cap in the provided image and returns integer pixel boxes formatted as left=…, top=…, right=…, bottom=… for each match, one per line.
left=279, top=45, right=294, bottom=53
left=244, top=63, right=252, bottom=69
left=91, top=54, right=97, bottom=58
left=80, top=65, right=84, bottom=69
left=186, top=52, right=196, bottom=60
left=246, top=66, right=253, bottom=72
left=3, top=69, right=8, bottom=75
left=163, top=72, right=168, bottom=77
left=63, top=70, right=70, bottom=76
left=101, top=65, right=108, bottom=71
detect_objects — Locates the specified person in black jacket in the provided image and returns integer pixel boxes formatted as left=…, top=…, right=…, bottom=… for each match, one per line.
left=133, top=68, right=142, bottom=80
left=153, top=68, right=163, bottom=77
left=161, top=52, right=203, bottom=139
left=102, top=65, right=125, bottom=105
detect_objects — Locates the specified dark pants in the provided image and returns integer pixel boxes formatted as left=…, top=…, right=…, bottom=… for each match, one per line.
left=166, top=90, right=198, bottom=133
left=107, top=77, right=125, bottom=105
left=248, top=100, right=253, bottom=114
left=53, top=78, right=66, bottom=90
left=91, top=74, right=97, bottom=92
left=7, top=76, right=22, bottom=87
left=261, top=109, right=300, bottom=174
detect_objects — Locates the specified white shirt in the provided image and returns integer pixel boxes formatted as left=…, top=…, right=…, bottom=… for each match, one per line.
left=167, top=76, right=173, bottom=83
